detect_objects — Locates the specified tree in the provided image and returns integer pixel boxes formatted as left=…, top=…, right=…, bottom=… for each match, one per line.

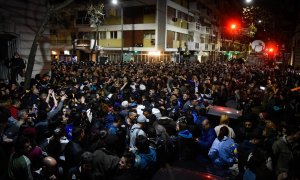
left=24, top=0, right=74, bottom=90
left=242, top=6, right=272, bottom=38
left=86, top=2, right=105, bottom=61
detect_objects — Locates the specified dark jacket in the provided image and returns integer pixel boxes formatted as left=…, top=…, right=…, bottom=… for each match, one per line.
left=92, top=148, right=120, bottom=180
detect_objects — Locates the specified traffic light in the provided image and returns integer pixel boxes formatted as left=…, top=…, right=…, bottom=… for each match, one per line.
left=226, top=20, right=241, bottom=34
left=230, top=24, right=237, bottom=30
left=265, top=44, right=277, bottom=58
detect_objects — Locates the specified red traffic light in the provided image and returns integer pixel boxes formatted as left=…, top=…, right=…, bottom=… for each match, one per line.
left=230, top=24, right=237, bottom=30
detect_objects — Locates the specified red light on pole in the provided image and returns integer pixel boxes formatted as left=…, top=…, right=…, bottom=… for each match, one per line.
left=231, top=24, right=237, bottom=30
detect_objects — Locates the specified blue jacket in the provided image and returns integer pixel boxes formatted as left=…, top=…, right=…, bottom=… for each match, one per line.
left=135, top=147, right=157, bottom=169
left=208, top=136, right=235, bottom=167
left=197, top=128, right=216, bottom=151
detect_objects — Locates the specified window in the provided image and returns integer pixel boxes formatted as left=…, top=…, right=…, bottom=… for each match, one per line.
left=196, top=23, right=200, bottom=30
left=144, top=6, right=155, bottom=14
left=205, top=44, right=208, bottom=50
left=144, top=31, right=155, bottom=39
left=110, top=31, right=117, bottom=39
left=206, top=27, right=210, bottom=33
left=78, top=32, right=92, bottom=40
left=167, top=6, right=176, bottom=19
left=99, top=31, right=106, bottom=39
left=108, top=8, right=117, bottom=17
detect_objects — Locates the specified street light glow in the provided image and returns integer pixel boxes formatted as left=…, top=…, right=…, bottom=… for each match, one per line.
left=258, top=20, right=262, bottom=23
left=245, top=0, right=252, bottom=3
left=231, top=24, right=237, bottom=29
left=112, top=0, right=118, bottom=5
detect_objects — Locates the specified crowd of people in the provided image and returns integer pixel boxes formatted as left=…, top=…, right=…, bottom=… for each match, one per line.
left=0, top=59, right=299, bottom=180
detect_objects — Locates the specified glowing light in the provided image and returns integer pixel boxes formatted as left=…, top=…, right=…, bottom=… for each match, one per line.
left=64, top=50, right=70, bottom=55
left=245, top=0, right=252, bottom=3
left=231, top=24, right=237, bottom=29
left=112, top=0, right=118, bottom=5
left=148, top=51, right=161, bottom=56
left=51, top=51, right=57, bottom=55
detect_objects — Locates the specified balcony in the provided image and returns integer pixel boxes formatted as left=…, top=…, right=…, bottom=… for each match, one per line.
left=76, top=39, right=90, bottom=47
left=187, top=41, right=200, bottom=51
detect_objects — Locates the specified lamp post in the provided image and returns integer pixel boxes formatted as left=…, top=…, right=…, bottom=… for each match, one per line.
left=112, top=0, right=123, bottom=63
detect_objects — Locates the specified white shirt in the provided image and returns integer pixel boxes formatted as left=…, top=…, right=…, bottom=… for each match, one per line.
left=214, top=124, right=236, bottom=139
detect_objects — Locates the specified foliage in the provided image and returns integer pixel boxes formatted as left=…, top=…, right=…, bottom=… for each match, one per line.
left=86, top=3, right=105, bottom=27
left=242, top=6, right=272, bottom=37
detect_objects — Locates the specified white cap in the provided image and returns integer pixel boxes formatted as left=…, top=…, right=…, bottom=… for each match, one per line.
left=152, top=108, right=162, bottom=119
left=121, top=101, right=129, bottom=108
left=139, top=84, right=146, bottom=91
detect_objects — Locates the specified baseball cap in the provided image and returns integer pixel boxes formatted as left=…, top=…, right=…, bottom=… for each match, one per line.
left=137, top=114, right=149, bottom=123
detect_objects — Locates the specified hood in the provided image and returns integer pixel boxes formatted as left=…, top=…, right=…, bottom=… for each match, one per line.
left=178, top=130, right=193, bottom=139
left=135, top=147, right=157, bottom=169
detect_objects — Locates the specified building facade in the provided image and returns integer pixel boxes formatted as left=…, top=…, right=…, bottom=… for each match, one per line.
left=51, top=0, right=222, bottom=63
left=0, top=0, right=51, bottom=80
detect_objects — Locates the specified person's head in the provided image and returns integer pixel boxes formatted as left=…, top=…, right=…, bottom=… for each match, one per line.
left=172, top=88, right=180, bottom=96
left=136, top=114, right=149, bottom=125
left=286, top=125, right=300, bottom=144
left=243, top=119, right=253, bottom=130
left=113, top=116, right=123, bottom=127
left=190, top=95, right=199, bottom=106
left=142, top=108, right=152, bottom=118
left=14, top=52, right=20, bottom=58
left=135, top=135, right=150, bottom=154
left=262, top=120, right=276, bottom=137
left=72, top=127, right=85, bottom=142
left=119, top=152, right=135, bottom=170
left=182, top=93, right=190, bottom=101
left=128, top=110, right=137, bottom=121
left=80, top=152, right=93, bottom=174
left=176, top=116, right=187, bottom=131
left=217, top=126, right=229, bottom=141
left=32, top=85, right=39, bottom=95
left=62, top=107, right=70, bottom=115
left=17, top=109, right=28, bottom=120
left=42, top=156, right=57, bottom=177
left=170, top=94, right=178, bottom=105
left=249, top=132, right=263, bottom=145
left=149, top=89, right=156, bottom=97
left=202, top=119, right=211, bottom=130
left=219, top=114, right=229, bottom=125
left=15, top=135, right=31, bottom=155
left=11, top=99, right=21, bottom=108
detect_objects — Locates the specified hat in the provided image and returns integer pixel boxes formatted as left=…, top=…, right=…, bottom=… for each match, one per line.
left=152, top=108, right=162, bottom=119
left=137, top=114, right=149, bottom=123
left=121, top=101, right=129, bottom=108
left=139, top=84, right=146, bottom=91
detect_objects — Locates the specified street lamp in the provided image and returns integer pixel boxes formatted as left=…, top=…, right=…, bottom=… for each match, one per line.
left=245, top=0, right=252, bottom=4
left=112, top=0, right=123, bottom=63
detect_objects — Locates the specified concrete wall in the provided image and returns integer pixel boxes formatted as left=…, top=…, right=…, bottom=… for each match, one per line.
left=0, top=0, right=51, bottom=79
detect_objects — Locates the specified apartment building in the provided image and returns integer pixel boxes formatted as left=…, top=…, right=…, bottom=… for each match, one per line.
left=51, top=0, right=221, bottom=62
